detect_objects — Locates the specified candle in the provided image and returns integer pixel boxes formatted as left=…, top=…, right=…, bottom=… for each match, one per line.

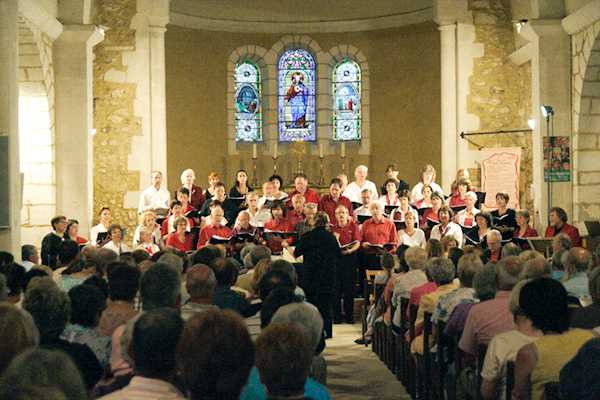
left=341, top=142, right=346, bottom=158
left=273, top=141, right=278, bottom=159
left=252, top=143, right=257, bottom=159
left=319, top=143, right=324, bottom=158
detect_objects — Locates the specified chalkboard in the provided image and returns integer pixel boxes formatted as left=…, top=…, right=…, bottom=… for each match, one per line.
left=0, top=136, right=9, bottom=228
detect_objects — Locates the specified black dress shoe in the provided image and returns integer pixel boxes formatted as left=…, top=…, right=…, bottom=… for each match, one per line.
left=354, top=337, right=372, bottom=345
left=345, top=318, right=354, bottom=324
left=333, top=317, right=343, bottom=324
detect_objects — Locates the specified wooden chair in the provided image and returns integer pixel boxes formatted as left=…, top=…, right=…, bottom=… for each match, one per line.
left=406, top=303, right=419, bottom=398
left=361, top=269, right=378, bottom=346
left=396, top=297, right=410, bottom=384
left=473, top=344, right=488, bottom=400
left=421, top=312, right=434, bottom=400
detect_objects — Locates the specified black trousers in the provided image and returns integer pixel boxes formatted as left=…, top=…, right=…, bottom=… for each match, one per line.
left=308, top=291, right=333, bottom=339
left=334, top=253, right=357, bottom=322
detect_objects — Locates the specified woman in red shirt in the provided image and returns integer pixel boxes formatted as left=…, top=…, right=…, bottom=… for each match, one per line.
left=263, top=200, right=294, bottom=255
left=165, top=217, right=194, bottom=252
left=66, top=219, right=89, bottom=246
left=420, top=192, right=444, bottom=232
left=331, top=204, right=361, bottom=323
left=448, top=179, right=470, bottom=208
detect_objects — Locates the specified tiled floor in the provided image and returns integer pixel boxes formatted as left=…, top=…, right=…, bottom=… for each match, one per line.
left=323, top=323, right=411, bottom=399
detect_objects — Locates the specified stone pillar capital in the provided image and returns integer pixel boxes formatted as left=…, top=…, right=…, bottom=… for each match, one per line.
left=57, top=24, right=105, bottom=48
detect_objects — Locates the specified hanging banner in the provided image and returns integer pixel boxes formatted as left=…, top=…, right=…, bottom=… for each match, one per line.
left=544, top=136, right=571, bottom=182
left=480, top=148, right=521, bottom=209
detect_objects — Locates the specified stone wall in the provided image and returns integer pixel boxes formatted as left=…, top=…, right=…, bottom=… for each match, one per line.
left=93, top=0, right=141, bottom=241
left=18, top=16, right=56, bottom=246
left=572, top=20, right=600, bottom=227
left=465, top=0, right=533, bottom=212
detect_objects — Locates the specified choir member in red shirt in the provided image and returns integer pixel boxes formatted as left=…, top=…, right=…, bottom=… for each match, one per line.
left=414, top=185, right=433, bottom=209
left=197, top=203, right=233, bottom=249
left=318, top=178, right=353, bottom=225
left=513, top=209, right=538, bottom=249
left=287, top=194, right=306, bottom=228
left=448, top=179, right=470, bottom=208
left=231, top=210, right=260, bottom=256
left=332, top=204, right=361, bottom=323
left=177, top=168, right=205, bottom=210
left=545, top=207, right=582, bottom=247
left=263, top=200, right=294, bottom=254
left=165, top=217, right=194, bottom=252
left=286, top=173, right=320, bottom=207
left=161, top=200, right=193, bottom=236
left=420, top=192, right=444, bottom=232
left=176, top=187, right=196, bottom=216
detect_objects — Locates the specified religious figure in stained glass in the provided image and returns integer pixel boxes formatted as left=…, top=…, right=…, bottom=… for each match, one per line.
left=278, top=49, right=316, bottom=142
left=234, top=62, right=262, bottom=142
left=333, top=59, right=361, bottom=141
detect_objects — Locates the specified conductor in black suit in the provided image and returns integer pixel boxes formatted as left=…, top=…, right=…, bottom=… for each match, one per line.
left=294, top=212, right=341, bottom=338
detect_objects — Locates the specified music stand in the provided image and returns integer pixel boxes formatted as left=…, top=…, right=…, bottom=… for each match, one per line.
left=584, top=221, right=600, bottom=237
left=527, top=237, right=553, bottom=258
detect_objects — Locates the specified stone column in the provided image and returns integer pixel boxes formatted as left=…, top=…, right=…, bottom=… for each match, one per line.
left=54, top=25, right=104, bottom=236
left=0, top=0, right=20, bottom=255
left=439, top=24, right=458, bottom=192
left=148, top=22, right=167, bottom=183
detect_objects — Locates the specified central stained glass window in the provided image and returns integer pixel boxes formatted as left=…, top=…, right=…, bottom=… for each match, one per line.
left=278, top=49, right=316, bottom=142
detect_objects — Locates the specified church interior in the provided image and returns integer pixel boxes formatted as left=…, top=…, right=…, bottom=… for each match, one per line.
left=1, top=0, right=600, bottom=399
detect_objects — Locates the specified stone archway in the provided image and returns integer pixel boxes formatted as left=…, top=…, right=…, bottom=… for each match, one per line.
left=17, top=17, right=55, bottom=246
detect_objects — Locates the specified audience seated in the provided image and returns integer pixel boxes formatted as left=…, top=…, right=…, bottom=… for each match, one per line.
left=256, top=323, right=314, bottom=400
left=391, top=246, right=428, bottom=326
left=236, top=245, right=271, bottom=293
left=22, top=277, right=102, bottom=390
left=20, top=244, right=40, bottom=272
left=61, top=284, right=111, bottom=368
left=0, top=303, right=39, bottom=375
left=211, top=257, right=255, bottom=317
left=181, top=264, right=218, bottom=320
left=480, top=280, right=542, bottom=400
left=178, top=310, right=254, bottom=400
left=0, top=349, right=87, bottom=400
left=512, top=278, right=594, bottom=400
left=570, top=267, right=600, bottom=329
left=562, top=247, right=593, bottom=302
left=99, top=263, right=140, bottom=337
left=559, top=337, right=600, bottom=400
left=99, top=308, right=185, bottom=399
left=459, top=257, right=524, bottom=354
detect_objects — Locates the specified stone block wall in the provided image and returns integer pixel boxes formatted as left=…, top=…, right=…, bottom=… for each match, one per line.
left=466, top=0, right=533, bottom=213
left=18, top=16, right=56, bottom=246
left=572, top=19, right=600, bottom=228
left=93, top=0, right=141, bottom=242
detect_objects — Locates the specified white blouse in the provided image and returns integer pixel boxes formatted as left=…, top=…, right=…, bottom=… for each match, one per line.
left=399, top=229, right=426, bottom=248
left=430, top=222, right=463, bottom=248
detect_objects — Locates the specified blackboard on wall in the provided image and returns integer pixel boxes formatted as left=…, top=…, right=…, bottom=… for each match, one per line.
left=0, top=136, right=9, bottom=228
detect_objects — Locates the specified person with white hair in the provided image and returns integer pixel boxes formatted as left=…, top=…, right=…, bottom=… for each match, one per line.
left=343, top=165, right=379, bottom=204
left=455, top=191, right=480, bottom=229
left=177, top=168, right=205, bottom=210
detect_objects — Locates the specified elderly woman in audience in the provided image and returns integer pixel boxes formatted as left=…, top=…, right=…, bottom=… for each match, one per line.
left=430, top=206, right=463, bottom=248
left=480, top=280, right=542, bottom=400
left=0, top=303, right=39, bottom=375
left=91, top=207, right=112, bottom=246
left=179, top=310, right=254, bottom=400
left=411, top=164, right=444, bottom=203
left=103, top=223, right=130, bottom=255
left=23, top=278, right=103, bottom=390
left=441, top=235, right=460, bottom=257
left=165, top=216, right=194, bottom=252
left=570, top=267, right=600, bottom=329
left=562, top=247, right=593, bottom=302
left=61, top=284, right=111, bottom=368
left=178, top=168, right=205, bottom=210
left=55, top=241, right=94, bottom=292
left=256, top=324, right=314, bottom=400
left=455, top=191, right=480, bottom=229
left=512, top=278, right=594, bottom=400
left=391, top=246, right=428, bottom=326
left=410, top=257, right=458, bottom=354
left=99, top=264, right=140, bottom=337
left=545, top=206, right=582, bottom=247
left=398, top=211, right=426, bottom=248
left=550, top=233, right=572, bottom=279
left=465, top=211, right=492, bottom=248
left=0, top=349, right=87, bottom=400
left=133, top=210, right=162, bottom=247
left=331, top=204, right=361, bottom=324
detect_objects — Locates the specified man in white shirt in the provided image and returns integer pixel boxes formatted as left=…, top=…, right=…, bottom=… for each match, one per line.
left=343, top=165, right=379, bottom=203
left=353, top=189, right=373, bottom=219
left=21, top=244, right=39, bottom=272
left=138, top=171, right=170, bottom=215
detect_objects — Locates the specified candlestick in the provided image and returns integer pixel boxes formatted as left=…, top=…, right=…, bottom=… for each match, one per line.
left=251, top=143, right=258, bottom=187
left=319, top=143, right=324, bottom=159
left=252, top=143, right=257, bottom=159
left=273, top=141, right=278, bottom=159
left=318, top=155, right=325, bottom=186
left=340, top=142, right=346, bottom=158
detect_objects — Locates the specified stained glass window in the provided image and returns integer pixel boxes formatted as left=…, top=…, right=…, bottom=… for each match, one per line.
left=278, top=49, right=316, bottom=142
left=235, top=62, right=262, bottom=142
left=332, top=59, right=361, bottom=141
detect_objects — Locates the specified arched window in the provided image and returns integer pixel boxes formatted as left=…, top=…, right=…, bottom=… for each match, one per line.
left=332, top=59, right=361, bottom=141
left=234, top=61, right=262, bottom=142
left=278, top=48, right=316, bottom=142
